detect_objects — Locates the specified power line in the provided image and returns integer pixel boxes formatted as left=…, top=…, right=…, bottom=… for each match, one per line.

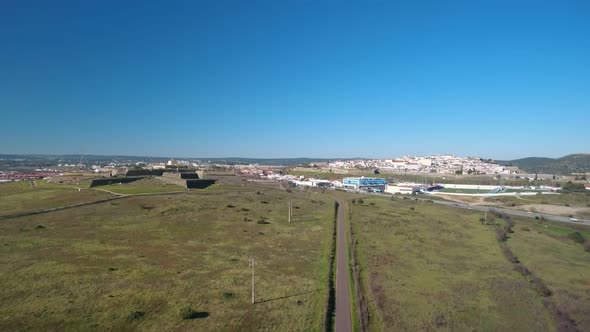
left=250, top=258, right=255, bottom=304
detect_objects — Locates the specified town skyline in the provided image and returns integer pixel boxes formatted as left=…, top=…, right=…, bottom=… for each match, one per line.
left=1, top=151, right=589, bottom=162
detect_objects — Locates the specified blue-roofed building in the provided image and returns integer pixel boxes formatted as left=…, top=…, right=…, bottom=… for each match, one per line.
left=342, top=177, right=387, bottom=191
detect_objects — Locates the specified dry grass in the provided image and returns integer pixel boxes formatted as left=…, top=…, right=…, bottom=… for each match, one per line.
left=349, top=196, right=556, bottom=331
left=0, top=185, right=334, bottom=331
left=0, top=180, right=114, bottom=216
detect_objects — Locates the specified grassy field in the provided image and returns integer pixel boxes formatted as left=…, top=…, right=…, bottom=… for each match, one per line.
left=348, top=195, right=578, bottom=331
left=0, top=185, right=334, bottom=331
left=485, top=192, right=590, bottom=208
left=94, top=177, right=187, bottom=195
left=507, top=218, right=590, bottom=329
left=0, top=180, right=114, bottom=216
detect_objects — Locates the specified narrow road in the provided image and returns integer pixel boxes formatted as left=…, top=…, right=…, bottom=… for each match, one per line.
left=335, top=201, right=352, bottom=332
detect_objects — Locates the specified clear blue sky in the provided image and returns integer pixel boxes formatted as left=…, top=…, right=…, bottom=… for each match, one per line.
left=1, top=1, right=588, bottom=159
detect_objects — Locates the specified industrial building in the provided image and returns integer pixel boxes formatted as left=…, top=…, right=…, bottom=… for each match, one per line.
left=342, top=177, right=387, bottom=191
left=385, top=184, right=420, bottom=195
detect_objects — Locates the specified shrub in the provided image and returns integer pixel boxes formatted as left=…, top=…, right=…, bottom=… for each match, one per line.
left=180, top=306, right=209, bottom=319
left=521, top=227, right=530, bottom=231
left=514, top=264, right=531, bottom=276
left=261, top=201, right=269, bottom=204
left=409, top=207, right=415, bottom=211
left=561, top=181, right=586, bottom=192
left=479, top=217, right=485, bottom=223
left=531, top=276, right=552, bottom=297
left=358, top=199, right=364, bottom=204
left=127, top=311, right=145, bottom=321
left=240, top=208, right=250, bottom=212
left=226, top=204, right=235, bottom=208
left=567, top=232, right=585, bottom=244
left=351, top=199, right=356, bottom=204
left=501, top=246, right=519, bottom=263
left=223, top=292, right=234, bottom=299
left=35, top=225, right=46, bottom=229
left=257, top=220, right=270, bottom=224
left=369, top=202, right=375, bottom=206
left=496, top=228, right=508, bottom=242
left=584, top=241, right=590, bottom=252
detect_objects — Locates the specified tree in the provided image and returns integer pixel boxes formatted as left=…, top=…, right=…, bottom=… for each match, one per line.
left=562, top=181, right=586, bottom=192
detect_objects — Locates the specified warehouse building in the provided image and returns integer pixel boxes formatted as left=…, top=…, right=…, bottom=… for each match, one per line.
left=342, top=177, right=387, bottom=191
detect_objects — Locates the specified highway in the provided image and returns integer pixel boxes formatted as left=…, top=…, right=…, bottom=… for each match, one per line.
left=428, top=197, right=590, bottom=225
left=362, top=191, right=590, bottom=226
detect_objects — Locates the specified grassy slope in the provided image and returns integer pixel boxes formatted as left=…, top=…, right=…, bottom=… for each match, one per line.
left=94, top=177, right=186, bottom=194
left=350, top=196, right=554, bottom=331
left=0, top=181, right=113, bottom=216
left=0, top=186, right=333, bottom=331
left=508, top=219, right=590, bottom=329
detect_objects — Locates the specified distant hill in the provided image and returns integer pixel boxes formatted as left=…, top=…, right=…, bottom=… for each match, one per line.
left=498, top=154, right=590, bottom=174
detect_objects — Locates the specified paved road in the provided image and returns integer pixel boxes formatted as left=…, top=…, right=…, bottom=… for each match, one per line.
left=335, top=201, right=352, bottom=332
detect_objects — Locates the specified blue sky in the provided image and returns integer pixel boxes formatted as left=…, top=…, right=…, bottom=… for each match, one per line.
left=1, top=1, right=588, bottom=159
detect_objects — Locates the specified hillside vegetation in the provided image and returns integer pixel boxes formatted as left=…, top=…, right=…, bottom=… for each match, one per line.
left=499, top=154, right=590, bottom=174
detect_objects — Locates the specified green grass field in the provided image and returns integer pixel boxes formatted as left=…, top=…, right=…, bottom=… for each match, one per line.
left=94, top=177, right=187, bottom=195
left=0, top=180, right=114, bottom=216
left=348, top=196, right=590, bottom=331
left=506, top=218, right=590, bottom=328
left=0, top=185, right=334, bottom=331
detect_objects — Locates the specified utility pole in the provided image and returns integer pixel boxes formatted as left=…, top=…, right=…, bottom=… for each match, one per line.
left=249, top=258, right=255, bottom=304
left=288, top=200, right=292, bottom=223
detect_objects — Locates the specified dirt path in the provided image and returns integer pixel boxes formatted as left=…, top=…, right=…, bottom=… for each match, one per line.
left=0, top=190, right=188, bottom=220
left=509, top=204, right=590, bottom=217
left=335, top=201, right=352, bottom=332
